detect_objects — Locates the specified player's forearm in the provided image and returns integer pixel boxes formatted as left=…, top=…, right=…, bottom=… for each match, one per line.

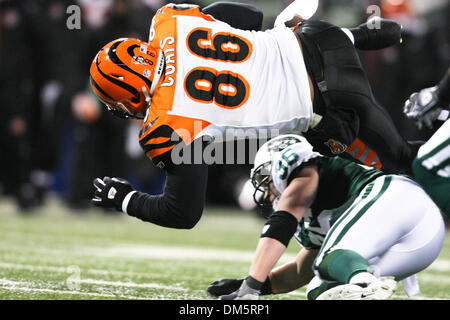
left=269, top=262, right=310, bottom=294
left=269, top=248, right=317, bottom=294
left=126, top=163, right=208, bottom=229
left=249, top=238, right=288, bottom=283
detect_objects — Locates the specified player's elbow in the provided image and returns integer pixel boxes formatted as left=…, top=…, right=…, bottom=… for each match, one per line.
left=179, top=215, right=201, bottom=229
left=176, top=209, right=202, bottom=229
left=167, top=202, right=204, bottom=229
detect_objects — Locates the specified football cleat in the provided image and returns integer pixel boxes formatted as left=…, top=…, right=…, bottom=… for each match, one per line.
left=316, top=277, right=397, bottom=300
left=89, top=38, right=166, bottom=119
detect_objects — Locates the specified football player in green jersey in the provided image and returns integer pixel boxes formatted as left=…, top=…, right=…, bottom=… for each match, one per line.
left=209, top=134, right=444, bottom=300
left=404, top=67, right=450, bottom=217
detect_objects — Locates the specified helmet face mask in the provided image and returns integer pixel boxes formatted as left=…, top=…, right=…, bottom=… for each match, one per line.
left=89, top=38, right=166, bottom=119
left=250, top=134, right=312, bottom=217
left=251, top=163, right=276, bottom=218
left=94, top=93, right=138, bottom=119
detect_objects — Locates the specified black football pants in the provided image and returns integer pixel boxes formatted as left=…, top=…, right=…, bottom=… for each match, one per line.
left=294, top=21, right=415, bottom=173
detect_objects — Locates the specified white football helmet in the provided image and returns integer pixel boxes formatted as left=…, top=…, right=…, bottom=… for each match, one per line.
left=250, top=134, right=311, bottom=213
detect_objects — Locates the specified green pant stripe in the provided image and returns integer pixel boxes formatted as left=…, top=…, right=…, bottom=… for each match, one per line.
left=328, top=175, right=391, bottom=249
left=315, top=182, right=375, bottom=262
left=418, top=137, right=450, bottom=162
left=430, top=156, right=450, bottom=175
left=315, top=197, right=369, bottom=263
left=314, top=176, right=392, bottom=270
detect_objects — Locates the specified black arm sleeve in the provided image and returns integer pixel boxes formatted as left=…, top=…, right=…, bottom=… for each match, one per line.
left=126, top=163, right=208, bottom=229
left=437, top=67, right=450, bottom=105
left=202, top=2, right=263, bottom=31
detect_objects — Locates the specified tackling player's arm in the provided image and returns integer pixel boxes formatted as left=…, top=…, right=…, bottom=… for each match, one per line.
left=249, top=165, right=319, bottom=281
left=275, top=165, right=319, bottom=218
left=221, top=165, right=319, bottom=299
left=268, top=247, right=318, bottom=294
left=207, top=247, right=318, bottom=298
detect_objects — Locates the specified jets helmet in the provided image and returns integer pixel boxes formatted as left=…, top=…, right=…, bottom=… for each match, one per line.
left=251, top=134, right=317, bottom=212
left=89, top=38, right=166, bottom=119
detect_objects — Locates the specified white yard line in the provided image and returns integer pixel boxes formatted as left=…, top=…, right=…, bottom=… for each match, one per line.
left=2, top=241, right=450, bottom=269
left=0, top=261, right=196, bottom=281
left=1, top=244, right=450, bottom=300
left=0, top=279, right=143, bottom=299
left=0, top=278, right=429, bottom=301
left=79, top=245, right=450, bottom=272
left=80, top=244, right=269, bottom=262
left=1, top=261, right=450, bottom=300
left=0, top=286, right=142, bottom=299
left=0, top=262, right=187, bottom=291
left=79, top=278, right=187, bottom=291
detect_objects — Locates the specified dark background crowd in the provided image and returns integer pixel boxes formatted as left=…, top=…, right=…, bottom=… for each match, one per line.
left=0, top=0, right=449, bottom=213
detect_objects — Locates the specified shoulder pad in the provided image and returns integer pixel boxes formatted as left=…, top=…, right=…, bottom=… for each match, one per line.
left=272, top=143, right=320, bottom=193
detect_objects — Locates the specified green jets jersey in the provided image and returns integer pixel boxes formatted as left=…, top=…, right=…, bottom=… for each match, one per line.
left=288, top=156, right=384, bottom=249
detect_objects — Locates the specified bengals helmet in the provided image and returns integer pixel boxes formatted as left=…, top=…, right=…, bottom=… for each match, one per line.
left=89, top=38, right=166, bottom=119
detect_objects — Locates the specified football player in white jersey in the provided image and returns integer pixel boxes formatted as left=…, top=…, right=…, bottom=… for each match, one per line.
left=404, top=67, right=450, bottom=218
left=208, top=134, right=444, bottom=300
left=89, top=2, right=418, bottom=231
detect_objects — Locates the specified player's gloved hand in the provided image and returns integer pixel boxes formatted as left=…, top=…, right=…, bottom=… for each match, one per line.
left=206, top=278, right=244, bottom=298
left=92, top=177, right=135, bottom=212
left=404, top=86, right=444, bottom=130
left=219, top=277, right=260, bottom=300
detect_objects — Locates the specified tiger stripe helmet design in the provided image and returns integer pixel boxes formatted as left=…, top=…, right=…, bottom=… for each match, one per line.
left=89, top=38, right=166, bottom=119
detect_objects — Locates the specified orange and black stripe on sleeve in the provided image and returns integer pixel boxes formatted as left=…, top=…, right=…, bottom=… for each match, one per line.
left=345, top=138, right=382, bottom=169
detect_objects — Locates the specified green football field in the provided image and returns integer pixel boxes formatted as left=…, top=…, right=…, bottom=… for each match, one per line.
left=0, top=197, right=449, bottom=300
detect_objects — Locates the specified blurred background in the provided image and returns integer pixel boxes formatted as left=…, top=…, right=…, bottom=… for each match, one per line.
left=0, top=0, right=449, bottom=214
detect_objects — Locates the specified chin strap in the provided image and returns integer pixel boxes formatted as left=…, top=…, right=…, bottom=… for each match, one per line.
left=142, top=86, right=152, bottom=106
left=150, top=49, right=166, bottom=96
left=139, top=49, right=165, bottom=112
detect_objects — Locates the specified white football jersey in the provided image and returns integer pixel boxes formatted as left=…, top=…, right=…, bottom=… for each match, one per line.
left=140, top=5, right=313, bottom=162
left=170, top=15, right=313, bottom=130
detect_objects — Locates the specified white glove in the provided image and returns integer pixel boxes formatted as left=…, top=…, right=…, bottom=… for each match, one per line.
left=403, top=86, right=446, bottom=130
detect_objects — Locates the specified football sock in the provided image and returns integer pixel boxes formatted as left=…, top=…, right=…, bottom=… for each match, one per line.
left=234, top=276, right=264, bottom=298
left=306, top=281, right=341, bottom=300
left=317, top=249, right=370, bottom=283
left=244, top=275, right=264, bottom=292
left=261, top=277, right=272, bottom=295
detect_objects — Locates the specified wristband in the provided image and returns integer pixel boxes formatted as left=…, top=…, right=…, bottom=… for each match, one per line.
left=122, top=191, right=137, bottom=213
